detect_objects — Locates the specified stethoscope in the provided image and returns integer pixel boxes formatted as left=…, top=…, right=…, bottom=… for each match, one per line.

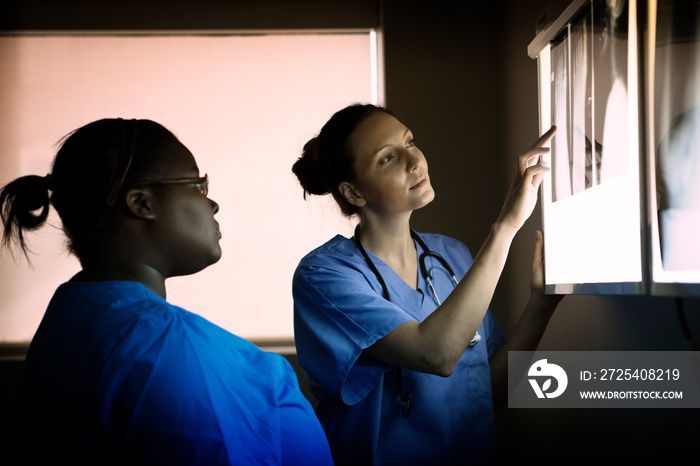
left=353, top=226, right=481, bottom=417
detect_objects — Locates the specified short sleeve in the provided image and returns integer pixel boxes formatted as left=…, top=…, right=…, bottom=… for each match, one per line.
left=293, top=252, right=414, bottom=406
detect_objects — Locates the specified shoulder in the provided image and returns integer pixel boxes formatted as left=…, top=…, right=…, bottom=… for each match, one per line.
left=294, top=234, right=372, bottom=280
left=297, top=234, right=359, bottom=265
left=89, top=284, right=298, bottom=410
left=413, top=231, right=473, bottom=258
left=52, top=281, right=279, bottom=370
left=56, top=281, right=202, bottom=334
left=45, top=281, right=180, bottom=339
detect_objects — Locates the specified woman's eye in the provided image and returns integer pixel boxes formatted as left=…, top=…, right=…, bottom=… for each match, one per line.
left=191, top=182, right=207, bottom=196
left=379, top=154, right=393, bottom=165
left=406, top=139, right=415, bottom=147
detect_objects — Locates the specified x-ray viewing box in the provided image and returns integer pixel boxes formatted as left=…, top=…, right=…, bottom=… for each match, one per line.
left=528, top=0, right=700, bottom=296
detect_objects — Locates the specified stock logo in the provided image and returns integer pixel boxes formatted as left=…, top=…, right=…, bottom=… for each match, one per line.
left=528, top=359, right=568, bottom=399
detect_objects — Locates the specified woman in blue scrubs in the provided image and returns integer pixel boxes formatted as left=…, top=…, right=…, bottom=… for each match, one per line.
left=1, top=119, right=332, bottom=465
left=291, top=104, right=561, bottom=464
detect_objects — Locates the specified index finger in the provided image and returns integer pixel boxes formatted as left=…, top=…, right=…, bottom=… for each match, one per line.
left=531, top=125, right=557, bottom=148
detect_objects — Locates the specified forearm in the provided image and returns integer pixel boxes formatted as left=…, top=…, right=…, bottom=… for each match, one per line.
left=365, top=128, right=555, bottom=376
left=489, top=294, right=559, bottom=408
left=367, top=222, right=517, bottom=376
left=420, top=222, right=516, bottom=355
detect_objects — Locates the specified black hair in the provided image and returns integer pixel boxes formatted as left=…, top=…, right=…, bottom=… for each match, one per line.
left=292, top=103, right=392, bottom=216
left=0, top=118, right=182, bottom=260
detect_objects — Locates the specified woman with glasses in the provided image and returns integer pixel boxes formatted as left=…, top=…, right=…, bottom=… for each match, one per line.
left=1, top=118, right=332, bottom=465
left=291, top=104, right=562, bottom=465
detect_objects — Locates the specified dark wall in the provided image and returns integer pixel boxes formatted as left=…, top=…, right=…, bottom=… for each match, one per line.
left=0, top=0, right=379, bottom=30
left=2, top=0, right=700, bottom=464
left=381, top=0, right=700, bottom=463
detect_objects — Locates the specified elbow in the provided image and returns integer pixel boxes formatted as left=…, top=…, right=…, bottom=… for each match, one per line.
left=423, top=354, right=459, bottom=378
left=437, top=359, right=459, bottom=377
left=434, top=365, right=454, bottom=378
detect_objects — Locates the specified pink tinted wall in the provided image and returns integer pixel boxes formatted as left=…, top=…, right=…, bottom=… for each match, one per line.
left=0, top=31, right=379, bottom=342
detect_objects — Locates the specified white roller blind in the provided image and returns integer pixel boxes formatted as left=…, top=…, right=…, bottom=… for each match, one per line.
left=0, top=31, right=381, bottom=342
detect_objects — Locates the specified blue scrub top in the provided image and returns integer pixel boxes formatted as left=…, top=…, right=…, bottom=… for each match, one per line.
left=293, top=232, right=504, bottom=465
left=20, top=281, right=333, bottom=465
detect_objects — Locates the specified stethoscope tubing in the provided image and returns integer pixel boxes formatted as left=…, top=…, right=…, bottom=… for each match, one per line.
left=352, top=226, right=481, bottom=417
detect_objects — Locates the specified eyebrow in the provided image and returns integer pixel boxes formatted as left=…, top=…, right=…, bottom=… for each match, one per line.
left=372, top=128, right=412, bottom=156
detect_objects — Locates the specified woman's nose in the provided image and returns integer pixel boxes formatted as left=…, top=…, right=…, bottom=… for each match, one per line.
left=209, top=198, right=220, bottom=214
left=406, top=150, right=421, bottom=172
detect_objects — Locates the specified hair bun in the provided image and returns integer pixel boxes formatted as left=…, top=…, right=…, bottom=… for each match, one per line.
left=292, top=137, right=329, bottom=196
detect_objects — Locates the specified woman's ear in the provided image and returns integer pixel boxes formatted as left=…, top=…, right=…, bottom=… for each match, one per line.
left=124, top=188, right=157, bottom=220
left=339, top=181, right=366, bottom=208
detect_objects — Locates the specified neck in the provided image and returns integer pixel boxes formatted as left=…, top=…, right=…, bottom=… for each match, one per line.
left=355, top=213, right=420, bottom=290
left=72, top=258, right=167, bottom=299
left=356, top=212, right=415, bottom=265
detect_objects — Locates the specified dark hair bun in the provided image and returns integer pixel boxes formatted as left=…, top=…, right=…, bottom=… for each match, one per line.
left=292, top=137, right=329, bottom=196
left=291, top=103, right=387, bottom=217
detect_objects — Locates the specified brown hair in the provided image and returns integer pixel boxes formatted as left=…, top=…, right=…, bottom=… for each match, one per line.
left=292, top=103, right=393, bottom=216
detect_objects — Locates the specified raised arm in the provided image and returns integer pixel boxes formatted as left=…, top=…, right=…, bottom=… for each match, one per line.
left=363, top=126, right=557, bottom=376
left=488, top=230, right=564, bottom=408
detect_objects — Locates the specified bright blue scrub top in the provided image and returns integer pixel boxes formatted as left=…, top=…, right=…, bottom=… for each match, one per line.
left=19, top=281, right=333, bottom=465
left=293, top=232, right=504, bottom=465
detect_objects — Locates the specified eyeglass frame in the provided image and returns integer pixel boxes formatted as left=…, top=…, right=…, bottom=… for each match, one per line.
left=131, top=174, right=209, bottom=197
left=104, top=119, right=209, bottom=206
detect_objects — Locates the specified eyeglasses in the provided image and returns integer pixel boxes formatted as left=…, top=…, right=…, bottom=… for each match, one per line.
left=104, top=119, right=209, bottom=206
left=133, top=174, right=209, bottom=196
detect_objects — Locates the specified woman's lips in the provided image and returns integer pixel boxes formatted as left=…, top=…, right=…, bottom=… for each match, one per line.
left=411, top=175, right=428, bottom=189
